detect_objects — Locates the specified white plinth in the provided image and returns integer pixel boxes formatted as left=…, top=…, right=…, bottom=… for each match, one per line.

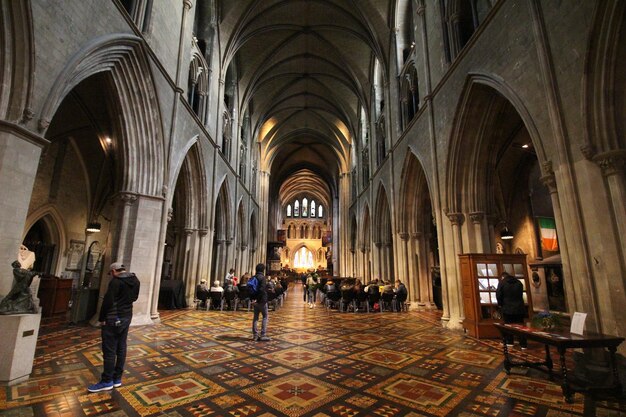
left=0, top=313, right=41, bottom=386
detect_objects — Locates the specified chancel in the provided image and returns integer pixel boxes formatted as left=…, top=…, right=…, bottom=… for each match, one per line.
left=0, top=0, right=625, bottom=414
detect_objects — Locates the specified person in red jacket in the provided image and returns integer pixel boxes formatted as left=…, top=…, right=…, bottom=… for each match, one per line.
left=88, top=262, right=140, bottom=392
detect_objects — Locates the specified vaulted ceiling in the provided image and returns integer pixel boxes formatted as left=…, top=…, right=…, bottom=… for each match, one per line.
left=218, top=0, right=394, bottom=205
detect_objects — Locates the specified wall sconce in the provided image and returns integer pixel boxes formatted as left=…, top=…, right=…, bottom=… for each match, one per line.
left=500, top=227, right=514, bottom=240
left=86, top=222, right=101, bottom=233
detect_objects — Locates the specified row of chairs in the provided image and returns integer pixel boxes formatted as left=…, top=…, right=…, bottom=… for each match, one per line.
left=195, top=286, right=286, bottom=312
left=324, top=288, right=408, bottom=313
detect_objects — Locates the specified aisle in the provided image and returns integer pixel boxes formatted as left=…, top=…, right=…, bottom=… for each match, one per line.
left=0, top=283, right=621, bottom=416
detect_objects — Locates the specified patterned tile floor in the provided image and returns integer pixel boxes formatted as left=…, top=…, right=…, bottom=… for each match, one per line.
left=1, top=284, right=625, bottom=417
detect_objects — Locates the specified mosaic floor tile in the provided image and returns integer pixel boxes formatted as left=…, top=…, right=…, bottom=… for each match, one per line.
left=242, top=373, right=349, bottom=416
left=2, top=284, right=622, bottom=417
left=118, top=371, right=226, bottom=416
left=366, top=372, right=471, bottom=416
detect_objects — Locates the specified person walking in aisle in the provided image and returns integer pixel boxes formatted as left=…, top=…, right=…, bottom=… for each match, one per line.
left=251, top=263, right=271, bottom=341
left=88, top=262, right=140, bottom=392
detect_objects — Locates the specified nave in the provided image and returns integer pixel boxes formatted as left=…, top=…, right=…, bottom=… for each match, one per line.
left=1, top=284, right=624, bottom=417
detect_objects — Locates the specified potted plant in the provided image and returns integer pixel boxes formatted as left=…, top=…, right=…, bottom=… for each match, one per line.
left=531, top=311, right=562, bottom=330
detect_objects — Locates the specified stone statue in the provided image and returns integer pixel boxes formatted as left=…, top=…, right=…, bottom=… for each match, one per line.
left=0, top=261, right=40, bottom=314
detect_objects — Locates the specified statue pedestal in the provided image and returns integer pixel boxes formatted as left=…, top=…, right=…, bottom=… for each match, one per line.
left=0, top=313, right=41, bottom=385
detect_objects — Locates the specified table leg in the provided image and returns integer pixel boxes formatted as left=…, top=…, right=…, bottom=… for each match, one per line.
left=502, top=336, right=511, bottom=375
left=544, top=344, right=554, bottom=381
left=608, top=346, right=623, bottom=396
left=558, top=347, right=573, bottom=403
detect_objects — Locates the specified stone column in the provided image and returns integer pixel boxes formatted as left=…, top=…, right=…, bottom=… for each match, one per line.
left=0, top=124, right=48, bottom=295
left=183, top=228, right=196, bottom=302
left=384, top=242, right=393, bottom=281
left=594, top=151, right=626, bottom=270
left=469, top=211, right=489, bottom=253
left=446, top=212, right=465, bottom=325
left=196, top=228, right=209, bottom=282
left=399, top=233, right=413, bottom=304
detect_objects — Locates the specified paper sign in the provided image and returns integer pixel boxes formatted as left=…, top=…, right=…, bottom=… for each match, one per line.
left=570, top=312, right=587, bottom=335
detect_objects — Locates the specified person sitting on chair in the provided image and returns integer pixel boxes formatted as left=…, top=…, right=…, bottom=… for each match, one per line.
left=196, top=279, right=210, bottom=308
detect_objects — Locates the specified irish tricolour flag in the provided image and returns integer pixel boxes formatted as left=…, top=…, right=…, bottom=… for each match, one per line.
left=538, top=217, right=558, bottom=251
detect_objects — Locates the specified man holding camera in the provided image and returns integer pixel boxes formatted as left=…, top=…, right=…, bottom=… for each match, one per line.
left=88, top=262, right=140, bottom=392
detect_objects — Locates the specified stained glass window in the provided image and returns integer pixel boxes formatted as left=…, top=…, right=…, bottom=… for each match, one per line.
left=294, top=200, right=299, bottom=217
left=287, top=204, right=292, bottom=217
left=310, top=200, right=316, bottom=217
left=302, top=198, right=308, bottom=217
left=318, top=205, right=323, bottom=217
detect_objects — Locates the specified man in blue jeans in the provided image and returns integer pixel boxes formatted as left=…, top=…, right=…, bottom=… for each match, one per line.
left=251, top=263, right=271, bottom=341
left=88, top=262, right=140, bottom=392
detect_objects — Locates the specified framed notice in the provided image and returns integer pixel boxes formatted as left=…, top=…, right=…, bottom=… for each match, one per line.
left=66, top=240, right=85, bottom=271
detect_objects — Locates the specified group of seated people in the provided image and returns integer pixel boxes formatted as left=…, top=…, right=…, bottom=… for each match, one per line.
left=195, top=271, right=289, bottom=311
left=317, top=277, right=408, bottom=312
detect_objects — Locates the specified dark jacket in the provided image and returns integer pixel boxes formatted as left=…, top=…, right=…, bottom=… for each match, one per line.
left=253, top=273, right=268, bottom=305
left=496, top=275, right=525, bottom=315
left=99, top=272, right=140, bottom=322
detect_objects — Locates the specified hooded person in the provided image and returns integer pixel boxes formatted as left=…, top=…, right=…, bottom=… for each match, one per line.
left=88, top=262, right=140, bottom=392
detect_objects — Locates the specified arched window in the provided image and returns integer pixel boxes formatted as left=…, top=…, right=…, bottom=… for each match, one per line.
left=287, top=204, right=292, bottom=217
left=310, top=200, right=316, bottom=218
left=318, top=205, right=323, bottom=218
left=302, top=198, right=308, bottom=217
left=294, top=200, right=300, bottom=217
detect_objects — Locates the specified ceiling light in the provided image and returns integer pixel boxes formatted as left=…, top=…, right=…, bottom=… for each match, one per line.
left=105, top=137, right=112, bottom=144
left=500, top=227, right=514, bottom=240
left=521, top=144, right=529, bottom=149
left=86, top=222, right=101, bottom=233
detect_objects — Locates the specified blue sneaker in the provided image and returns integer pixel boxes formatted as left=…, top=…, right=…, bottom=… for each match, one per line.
left=113, top=378, right=122, bottom=388
left=88, top=380, right=114, bottom=392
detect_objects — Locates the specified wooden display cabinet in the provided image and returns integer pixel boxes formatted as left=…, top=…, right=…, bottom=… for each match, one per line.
left=459, top=253, right=533, bottom=339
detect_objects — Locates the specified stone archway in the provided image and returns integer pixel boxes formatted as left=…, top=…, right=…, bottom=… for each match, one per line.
left=444, top=77, right=560, bottom=328
left=374, top=185, right=394, bottom=282
left=211, top=179, right=232, bottom=284
left=165, top=142, right=208, bottom=304
left=399, top=151, right=438, bottom=309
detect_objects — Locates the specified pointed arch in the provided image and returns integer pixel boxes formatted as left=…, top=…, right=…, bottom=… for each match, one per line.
left=584, top=0, right=626, bottom=155
left=399, top=150, right=433, bottom=234
left=38, top=34, right=165, bottom=197
left=214, top=177, right=232, bottom=241
left=445, top=73, right=546, bottom=215
left=0, top=0, right=34, bottom=121
left=23, top=204, right=68, bottom=275
left=374, top=183, right=392, bottom=244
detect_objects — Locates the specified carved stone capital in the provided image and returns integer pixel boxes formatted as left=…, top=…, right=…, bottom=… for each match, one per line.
left=399, top=232, right=409, bottom=241
left=183, top=0, right=193, bottom=10
left=469, top=212, right=484, bottom=224
left=446, top=212, right=465, bottom=226
left=198, top=228, right=209, bottom=237
left=593, top=150, right=626, bottom=177
left=21, top=108, right=34, bottom=123
left=225, top=239, right=233, bottom=246
left=539, top=173, right=558, bottom=194
left=120, top=192, right=138, bottom=206
left=240, top=244, right=248, bottom=250
left=38, top=118, right=50, bottom=132
left=167, top=208, right=174, bottom=222
left=184, top=228, right=194, bottom=236
left=411, top=232, right=422, bottom=240
left=374, top=241, right=382, bottom=248
left=384, top=242, right=393, bottom=248
left=359, top=245, right=366, bottom=253
left=580, top=143, right=597, bottom=160
left=416, top=4, right=425, bottom=16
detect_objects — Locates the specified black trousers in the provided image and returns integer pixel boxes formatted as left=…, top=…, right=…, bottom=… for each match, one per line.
left=502, top=313, right=527, bottom=347
left=101, top=316, right=131, bottom=382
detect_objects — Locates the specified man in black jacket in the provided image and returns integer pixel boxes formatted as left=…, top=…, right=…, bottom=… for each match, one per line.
left=88, top=262, right=140, bottom=392
left=496, top=272, right=527, bottom=349
left=251, top=263, right=271, bottom=341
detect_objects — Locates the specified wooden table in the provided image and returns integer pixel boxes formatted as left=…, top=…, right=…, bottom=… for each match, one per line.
left=494, top=323, right=624, bottom=402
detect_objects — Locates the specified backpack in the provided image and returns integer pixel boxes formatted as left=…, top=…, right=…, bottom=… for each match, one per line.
left=247, top=275, right=260, bottom=298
